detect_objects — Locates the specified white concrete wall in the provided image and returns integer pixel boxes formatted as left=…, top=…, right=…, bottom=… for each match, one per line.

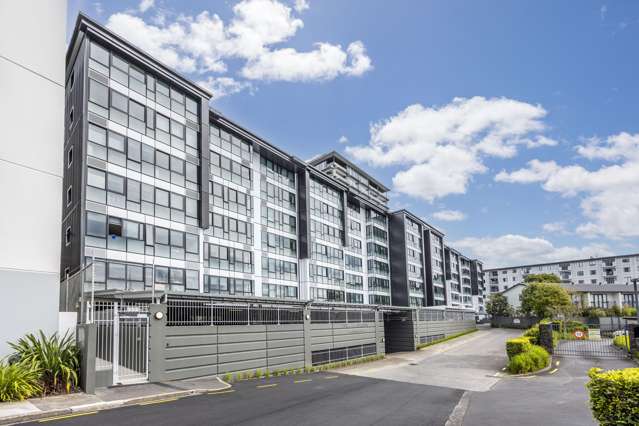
left=0, top=0, right=67, bottom=357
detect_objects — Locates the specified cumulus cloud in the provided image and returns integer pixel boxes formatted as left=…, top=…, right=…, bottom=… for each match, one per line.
left=495, top=132, right=639, bottom=239
left=198, top=76, right=253, bottom=99
left=542, top=222, right=570, bottom=235
left=346, top=96, right=551, bottom=201
left=105, top=0, right=372, bottom=95
left=433, top=210, right=466, bottom=222
left=453, top=234, right=612, bottom=269
left=139, top=0, right=154, bottom=13
left=338, top=136, right=349, bottom=144
left=294, top=0, right=309, bottom=13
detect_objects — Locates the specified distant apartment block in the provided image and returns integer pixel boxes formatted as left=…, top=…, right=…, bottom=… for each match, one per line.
left=485, top=254, right=639, bottom=310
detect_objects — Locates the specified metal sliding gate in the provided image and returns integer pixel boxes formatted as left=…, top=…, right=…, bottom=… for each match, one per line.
left=92, top=301, right=150, bottom=385
left=552, top=318, right=631, bottom=359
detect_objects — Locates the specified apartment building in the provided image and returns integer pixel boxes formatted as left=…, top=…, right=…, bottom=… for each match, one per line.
left=61, top=14, right=482, bottom=312
left=0, top=0, right=67, bottom=357
left=485, top=254, right=639, bottom=310
left=470, top=260, right=486, bottom=315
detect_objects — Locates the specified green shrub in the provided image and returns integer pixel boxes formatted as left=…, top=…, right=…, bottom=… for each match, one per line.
left=223, top=373, right=232, bottom=383
left=614, top=335, right=630, bottom=351
left=507, top=345, right=549, bottom=374
left=9, top=331, right=79, bottom=394
left=587, top=367, right=639, bottom=425
left=255, top=369, right=263, bottom=379
left=265, top=369, right=271, bottom=378
left=523, top=327, right=539, bottom=344
left=0, top=362, right=42, bottom=402
left=622, top=306, right=637, bottom=317
left=506, top=337, right=532, bottom=359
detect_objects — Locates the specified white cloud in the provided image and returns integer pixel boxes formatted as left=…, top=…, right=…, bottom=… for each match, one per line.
left=338, top=136, right=349, bottom=144
left=139, top=0, right=155, bottom=13
left=433, top=210, right=466, bottom=222
left=600, top=4, right=607, bottom=20
left=241, top=40, right=371, bottom=81
left=198, top=76, right=252, bottom=99
left=294, top=0, right=310, bottom=13
left=452, top=234, right=612, bottom=269
left=495, top=132, right=639, bottom=239
left=542, top=222, right=570, bottom=235
left=105, top=0, right=371, bottom=92
left=346, top=97, right=550, bottom=201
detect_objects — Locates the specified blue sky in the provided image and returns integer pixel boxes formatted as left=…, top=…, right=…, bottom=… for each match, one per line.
left=67, top=0, right=639, bottom=268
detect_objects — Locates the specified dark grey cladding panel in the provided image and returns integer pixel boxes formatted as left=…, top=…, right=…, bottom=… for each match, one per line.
left=389, top=212, right=409, bottom=307
left=296, top=170, right=310, bottom=259
left=423, top=230, right=435, bottom=306
left=199, top=100, right=210, bottom=229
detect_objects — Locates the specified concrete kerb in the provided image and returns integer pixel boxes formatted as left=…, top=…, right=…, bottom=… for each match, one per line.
left=1, top=378, right=232, bottom=425
left=493, top=356, right=555, bottom=379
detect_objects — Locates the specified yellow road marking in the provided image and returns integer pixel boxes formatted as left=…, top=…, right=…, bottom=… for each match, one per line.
left=39, top=411, right=97, bottom=422
left=257, top=383, right=278, bottom=389
left=294, top=379, right=312, bottom=384
left=208, top=389, right=236, bottom=395
left=138, top=397, right=179, bottom=406
left=549, top=368, right=558, bottom=374
left=324, top=375, right=339, bottom=379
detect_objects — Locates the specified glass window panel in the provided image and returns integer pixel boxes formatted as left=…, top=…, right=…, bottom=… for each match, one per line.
left=111, top=90, right=128, bottom=112
left=86, top=212, right=106, bottom=237
left=90, top=42, right=109, bottom=65
left=107, top=173, right=124, bottom=193
left=87, top=168, right=105, bottom=188
left=108, top=131, right=125, bottom=151
left=156, top=189, right=169, bottom=206
left=89, top=80, right=108, bottom=108
left=88, top=124, right=107, bottom=145
left=156, top=151, right=169, bottom=169
left=127, top=139, right=141, bottom=162
left=108, top=263, right=126, bottom=280
left=155, top=227, right=169, bottom=244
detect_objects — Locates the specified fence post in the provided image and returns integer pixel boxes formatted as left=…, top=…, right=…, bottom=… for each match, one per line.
left=76, top=323, right=96, bottom=394
left=148, top=303, right=167, bottom=382
left=539, top=323, right=554, bottom=355
left=303, top=306, right=312, bottom=369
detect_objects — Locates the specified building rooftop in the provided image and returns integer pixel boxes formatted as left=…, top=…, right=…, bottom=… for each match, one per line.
left=308, top=151, right=390, bottom=193
left=484, top=252, right=639, bottom=272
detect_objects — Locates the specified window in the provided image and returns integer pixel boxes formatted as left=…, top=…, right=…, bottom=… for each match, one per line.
left=67, top=146, right=73, bottom=167
left=88, top=79, right=108, bottom=117
left=65, top=226, right=71, bottom=246
left=68, top=107, right=74, bottom=129
left=66, top=186, right=72, bottom=206
left=108, top=217, right=123, bottom=237
left=86, top=212, right=106, bottom=237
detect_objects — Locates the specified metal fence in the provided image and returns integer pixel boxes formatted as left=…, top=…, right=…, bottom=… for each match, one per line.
left=166, top=298, right=304, bottom=326
left=311, top=343, right=378, bottom=365
left=417, top=309, right=475, bottom=322
left=310, top=308, right=377, bottom=324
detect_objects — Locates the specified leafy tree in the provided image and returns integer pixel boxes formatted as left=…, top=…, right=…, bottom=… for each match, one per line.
left=486, top=293, right=513, bottom=317
left=520, top=282, right=572, bottom=318
left=524, top=273, right=561, bottom=284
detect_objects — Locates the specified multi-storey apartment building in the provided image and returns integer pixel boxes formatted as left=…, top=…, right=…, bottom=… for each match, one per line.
left=485, top=254, right=639, bottom=310
left=308, top=152, right=392, bottom=305
left=470, top=260, right=486, bottom=315
left=61, top=14, right=482, bottom=313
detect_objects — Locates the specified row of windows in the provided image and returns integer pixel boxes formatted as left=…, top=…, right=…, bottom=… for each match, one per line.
left=345, top=254, right=363, bottom=272
left=203, top=243, right=253, bottom=273
left=366, top=209, right=387, bottom=226
left=309, top=178, right=343, bottom=206
left=208, top=212, right=253, bottom=245
left=86, top=167, right=198, bottom=226
left=263, top=283, right=298, bottom=299
left=345, top=273, right=364, bottom=290
left=311, top=243, right=343, bottom=265
left=409, top=296, right=425, bottom=307
left=88, top=123, right=198, bottom=191
left=348, top=237, right=362, bottom=254
left=209, top=181, right=251, bottom=216
left=310, top=197, right=343, bottom=226
left=369, top=294, right=391, bottom=305
left=310, top=264, right=344, bottom=286
left=261, top=207, right=297, bottom=234
left=368, top=259, right=390, bottom=276
left=261, top=180, right=296, bottom=212
left=262, top=231, right=297, bottom=258
left=85, top=258, right=198, bottom=292
left=89, top=42, right=198, bottom=122
left=366, top=225, right=388, bottom=243
left=262, top=257, right=298, bottom=281
left=406, top=232, right=421, bottom=249
left=346, top=293, right=364, bottom=304
left=349, top=219, right=362, bottom=235
left=260, top=156, right=295, bottom=189
left=88, top=79, right=198, bottom=156
left=409, top=280, right=423, bottom=292
left=210, top=125, right=251, bottom=162
left=204, top=276, right=253, bottom=296
left=368, top=277, right=390, bottom=292
left=408, top=263, right=423, bottom=278
left=85, top=212, right=199, bottom=261
left=311, top=220, right=344, bottom=245
left=367, top=242, right=388, bottom=259
left=210, top=151, right=252, bottom=189
left=311, top=287, right=344, bottom=303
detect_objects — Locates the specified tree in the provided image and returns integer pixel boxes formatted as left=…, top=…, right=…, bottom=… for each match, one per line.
left=520, top=282, right=572, bottom=318
left=524, top=273, right=560, bottom=284
left=486, top=293, right=513, bottom=317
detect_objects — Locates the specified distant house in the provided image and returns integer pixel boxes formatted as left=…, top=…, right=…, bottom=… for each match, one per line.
left=499, top=283, right=528, bottom=311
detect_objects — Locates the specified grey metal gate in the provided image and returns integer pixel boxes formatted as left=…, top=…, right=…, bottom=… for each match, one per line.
left=93, top=301, right=150, bottom=385
left=552, top=319, right=631, bottom=359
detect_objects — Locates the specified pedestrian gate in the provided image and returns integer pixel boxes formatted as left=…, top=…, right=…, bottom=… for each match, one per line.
left=93, top=301, right=150, bottom=385
left=552, top=318, right=631, bottom=359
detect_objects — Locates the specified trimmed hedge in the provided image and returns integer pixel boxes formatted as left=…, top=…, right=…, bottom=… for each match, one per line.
left=507, top=345, right=549, bottom=374
left=506, top=337, right=532, bottom=359
left=587, top=367, right=639, bottom=425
